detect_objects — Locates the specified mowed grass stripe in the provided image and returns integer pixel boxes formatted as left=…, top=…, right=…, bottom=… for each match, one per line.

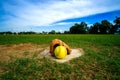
left=0, top=34, right=120, bottom=46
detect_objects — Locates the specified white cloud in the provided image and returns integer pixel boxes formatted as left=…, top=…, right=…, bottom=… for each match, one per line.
left=1, top=0, right=120, bottom=32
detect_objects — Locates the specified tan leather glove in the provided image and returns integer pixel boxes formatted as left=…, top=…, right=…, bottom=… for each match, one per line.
left=50, top=39, right=71, bottom=56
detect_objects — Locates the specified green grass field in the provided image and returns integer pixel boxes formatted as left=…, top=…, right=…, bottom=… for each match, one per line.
left=0, top=34, right=120, bottom=80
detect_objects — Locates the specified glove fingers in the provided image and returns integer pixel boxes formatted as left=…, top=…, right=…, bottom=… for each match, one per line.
left=50, top=39, right=71, bottom=56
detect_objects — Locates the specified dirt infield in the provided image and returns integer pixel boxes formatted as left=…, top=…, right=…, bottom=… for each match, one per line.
left=0, top=43, right=84, bottom=63
left=0, top=43, right=45, bottom=62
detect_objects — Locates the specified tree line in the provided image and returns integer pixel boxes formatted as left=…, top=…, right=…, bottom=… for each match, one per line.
left=69, top=17, right=120, bottom=34
left=0, top=17, right=120, bottom=35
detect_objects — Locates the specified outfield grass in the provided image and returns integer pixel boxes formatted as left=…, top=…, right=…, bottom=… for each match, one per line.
left=0, top=34, right=120, bottom=80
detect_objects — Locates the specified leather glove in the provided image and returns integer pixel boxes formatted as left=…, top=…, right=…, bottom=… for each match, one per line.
left=50, top=39, right=71, bottom=56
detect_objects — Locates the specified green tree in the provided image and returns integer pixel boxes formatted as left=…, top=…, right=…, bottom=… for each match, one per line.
left=70, top=23, right=78, bottom=34
left=64, top=31, right=70, bottom=34
left=49, top=30, right=56, bottom=34
left=80, top=22, right=88, bottom=33
left=70, top=22, right=87, bottom=34
left=111, top=17, right=120, bottom=34
left=89, top=22, right=100, bottom=34
left=99, top=20, right=112, bottom=34
left=42, top=31, right=48, bottom=34
left=114, top=17, right=120, bottom=27
left=109, top=25, right=116, bottom=34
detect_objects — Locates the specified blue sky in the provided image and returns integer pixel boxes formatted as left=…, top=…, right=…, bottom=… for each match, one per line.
left=0, top=0, right=120, bottom=32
